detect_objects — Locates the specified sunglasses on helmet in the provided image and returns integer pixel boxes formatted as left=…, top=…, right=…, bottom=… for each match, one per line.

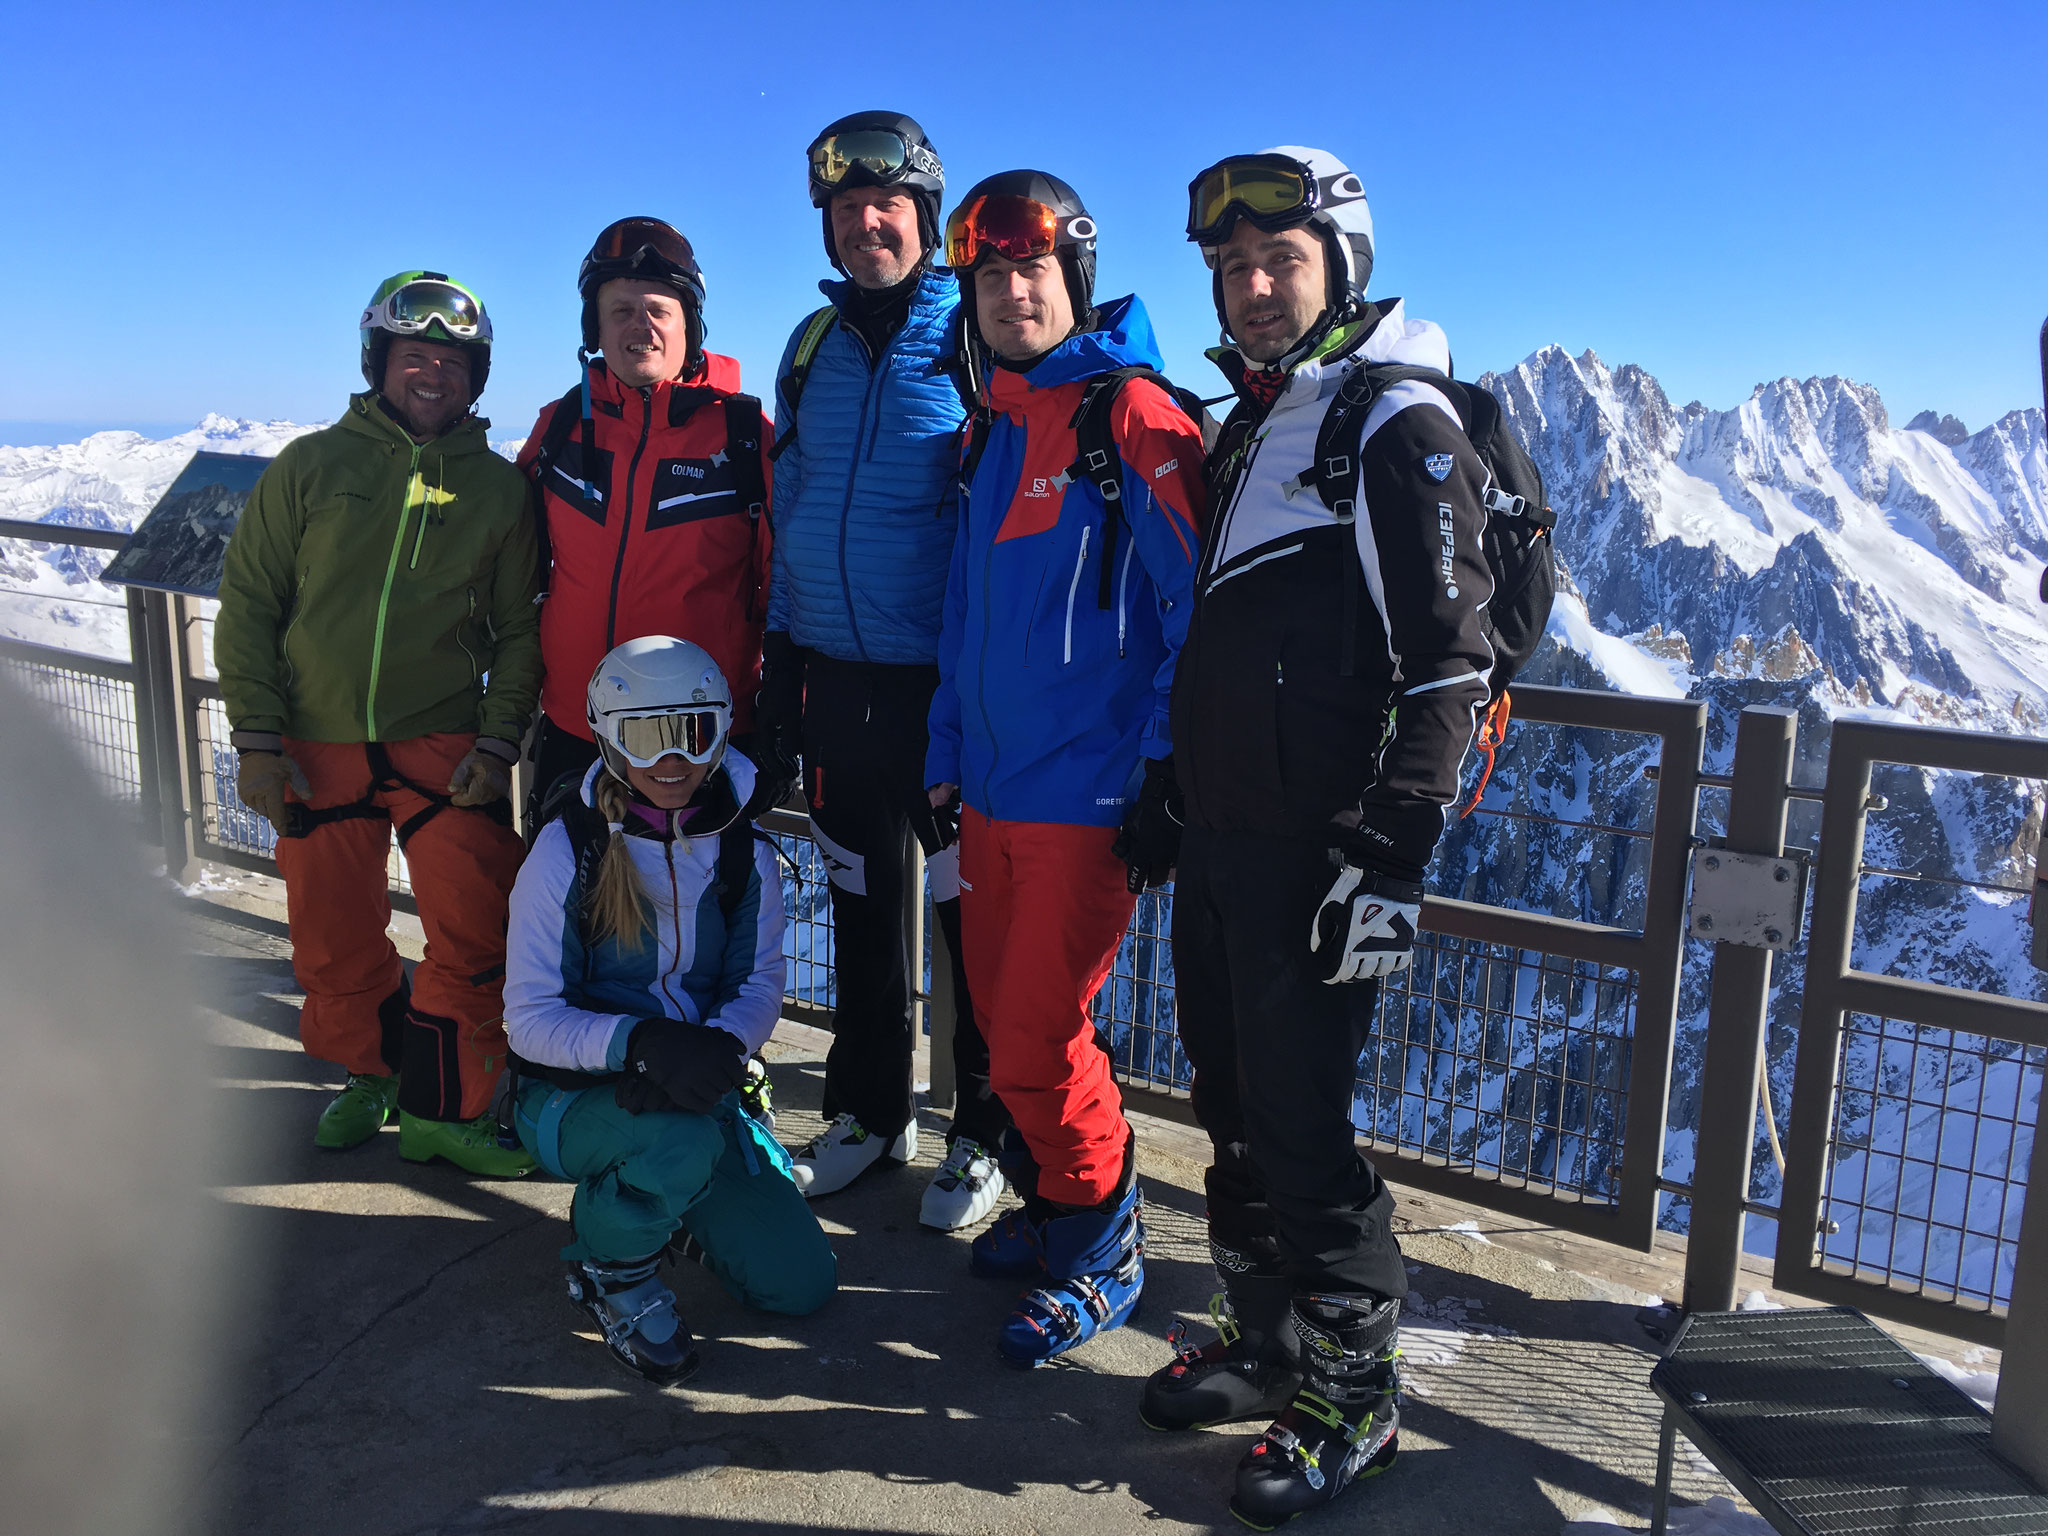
left=809, top=129, right=941, bottom=194
left=945, top=194, right=1095, bottom=270
left=364, top=279, right=491, bottom=343
left=610, top=705, right=730, bottom=768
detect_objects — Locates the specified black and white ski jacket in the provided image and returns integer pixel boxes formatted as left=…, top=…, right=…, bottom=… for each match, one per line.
left=1172, top=300, right=1495, bottom=880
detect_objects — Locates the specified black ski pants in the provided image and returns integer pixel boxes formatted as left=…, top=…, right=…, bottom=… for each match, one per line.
left=1171, top=824, right=1409, bottom=1301
left=802, top=654, right=1005, bottom=1147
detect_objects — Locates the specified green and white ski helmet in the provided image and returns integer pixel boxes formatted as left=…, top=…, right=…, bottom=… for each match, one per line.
left=359, top=271, right=494, bottom=400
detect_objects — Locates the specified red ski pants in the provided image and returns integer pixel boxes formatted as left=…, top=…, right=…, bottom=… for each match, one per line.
left=274, top=734, right=524, bottom=1121
left=958, top=813, right=1135, bottom=1207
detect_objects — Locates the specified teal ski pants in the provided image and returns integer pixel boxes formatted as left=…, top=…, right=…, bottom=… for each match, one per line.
left=514, top=1079, right=836, bottom=1316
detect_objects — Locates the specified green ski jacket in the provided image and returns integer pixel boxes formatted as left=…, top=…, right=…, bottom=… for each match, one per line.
left=215, top=393, right=541, bottom=745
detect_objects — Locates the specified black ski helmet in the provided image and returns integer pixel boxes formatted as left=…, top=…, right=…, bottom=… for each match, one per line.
left=947, top=169, right=1097, bottom=334
left=577, top=217, right=707, bottom=368
left=805, top=110, right=945, bottom=274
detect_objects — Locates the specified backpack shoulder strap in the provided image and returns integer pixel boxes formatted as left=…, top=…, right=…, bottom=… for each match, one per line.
left=721, top=394, right=768, bottom=521
left=769, top=305, right=841, bottom=462
left=527, top=382, right=586, bottom=599
left=716, top=819, right=764, bottom=920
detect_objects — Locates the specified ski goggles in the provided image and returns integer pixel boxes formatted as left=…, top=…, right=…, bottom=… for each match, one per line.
left=364, top=279, right=492, bottom=343
left=809, top=129, right=942, bottom=196
left=1185, top=154, right=1318, bottom=246
left=945, top=194, right=1094, bottom=270
left=583, top=218, right=706, bottom=305
left=608, top=705, right=730, bottom=768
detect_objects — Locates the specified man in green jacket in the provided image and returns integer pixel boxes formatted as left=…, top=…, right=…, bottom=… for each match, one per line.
left=215, top=271, right=542, bottom=1176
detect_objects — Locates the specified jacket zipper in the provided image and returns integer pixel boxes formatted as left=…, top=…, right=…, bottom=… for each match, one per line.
left=409, top=456, right=436, bottom=569
left=1116, top=539, right=1135, bottom=657
left=366, top=439, right=425, bottom=739
left=972, top=475, right=1001, bottom=818
left=458, top=586, right=480, bottom=687
left=604, top=388, right=655, bottom=649
left=834, top=324, right=880, bottom=661
left=280, top=570, right=308, bottom=691
left=658, top=840, right=686, bottom=1020
left=1062, top=525, right=1091, bottom=664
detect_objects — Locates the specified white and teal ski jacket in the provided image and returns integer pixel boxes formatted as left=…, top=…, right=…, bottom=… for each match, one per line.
left=503, top=754, right=785, bottom=1074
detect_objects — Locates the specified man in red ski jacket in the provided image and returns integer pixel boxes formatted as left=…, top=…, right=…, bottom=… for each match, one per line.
left=519, top=218, right=775, bottom=811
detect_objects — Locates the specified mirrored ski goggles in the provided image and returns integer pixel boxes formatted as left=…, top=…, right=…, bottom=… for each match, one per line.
left=1185, top=155, right=1317, bottom=245
left=946, top=194, right=1093, bottom=270
left=589, top=217, right=700, bottom=275
left=809, top=129, right=940, bottom=193
left=367, top=280, right=491, bottom=342
left=609, top=705, right=730, bottom=767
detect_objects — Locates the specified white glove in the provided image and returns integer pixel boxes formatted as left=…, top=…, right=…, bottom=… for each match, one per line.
left=1309, top=865, right=1423, bottom=984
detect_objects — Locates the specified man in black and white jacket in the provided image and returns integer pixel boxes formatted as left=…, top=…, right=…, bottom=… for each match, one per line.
left=1138, top=146, right=1495, bottom=1529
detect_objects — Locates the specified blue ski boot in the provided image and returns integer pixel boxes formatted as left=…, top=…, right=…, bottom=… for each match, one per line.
left=1230, top=1294, right=1401, bottom=1529
left=997, top=1181, right=1144, bottom=1368
left=970, top=1207, right=1047, bottom=1277
left=564, top=1256, right=700, bottom=1387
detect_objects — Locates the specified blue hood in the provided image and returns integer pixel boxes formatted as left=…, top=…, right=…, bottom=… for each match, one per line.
left=1019, top=294, right=1163, bottom=389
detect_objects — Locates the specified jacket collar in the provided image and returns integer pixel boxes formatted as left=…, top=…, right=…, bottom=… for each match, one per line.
left=819, top=264, right=958, bottom=327
left=584, top=350, right=745, bottom=421
left=1208, top=297, right=1452, bottom=412
left=984, top=293, right=1163, bottom=415
left=339, top=391, right=493, bottom=454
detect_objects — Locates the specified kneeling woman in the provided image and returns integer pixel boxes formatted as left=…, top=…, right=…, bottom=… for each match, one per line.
left=504, top=636, right=834, bottom=1384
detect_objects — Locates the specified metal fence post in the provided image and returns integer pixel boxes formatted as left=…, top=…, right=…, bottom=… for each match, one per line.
left=904, top=837, right=928, bottom=1111
left=1994, top=1095, right=2048, bottom=1484
left=139, top=590, right=197, bottom=879
left=1682, top=706, right=1797, bottom=1313
left=125, top=589, right=162, bottom=844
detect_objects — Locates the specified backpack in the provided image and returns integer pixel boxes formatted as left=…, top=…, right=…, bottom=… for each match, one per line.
left=960, top=364, right=1218, bottom=612
left=1282, top=361, right=1556, bottom=696
left=525, top=379, right=769, bottom=599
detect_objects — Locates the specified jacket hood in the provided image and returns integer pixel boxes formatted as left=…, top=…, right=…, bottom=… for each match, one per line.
left=586, top=349, right=744, bottom=406
left=988, top=294, right=1162, bottom=407
left=1208, top=298, right=1450, bottom=403
left=338, top=391, right=496, bottom=454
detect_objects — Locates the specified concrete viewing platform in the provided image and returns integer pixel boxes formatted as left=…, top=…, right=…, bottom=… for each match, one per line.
left=181, top=882, right=1996, bottom=1536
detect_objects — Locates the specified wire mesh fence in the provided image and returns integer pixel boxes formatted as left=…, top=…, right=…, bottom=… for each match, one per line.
left=1820, top=1011, right=2041, bottom=1316
left=0, top=647, right=144, bottom=810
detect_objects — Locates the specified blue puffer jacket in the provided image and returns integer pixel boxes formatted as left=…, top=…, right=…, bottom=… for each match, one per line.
left=767, top=269, right=966, bottom=665
left=926, top=295, right=1208, bottom=827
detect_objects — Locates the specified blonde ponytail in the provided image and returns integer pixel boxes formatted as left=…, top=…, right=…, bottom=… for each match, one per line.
left=585, top=772, right=653, bottom=951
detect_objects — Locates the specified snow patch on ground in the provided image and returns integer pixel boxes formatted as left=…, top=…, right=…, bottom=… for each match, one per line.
left=1919, top=1352, right=1998, bottom=1410
left=1563, top=1495, right=1771, bottom=1534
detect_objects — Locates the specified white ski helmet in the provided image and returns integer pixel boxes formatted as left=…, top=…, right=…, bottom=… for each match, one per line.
left=1191, top=145, right=1374, bottom=331
left=585, top=636, right=733, bottom=782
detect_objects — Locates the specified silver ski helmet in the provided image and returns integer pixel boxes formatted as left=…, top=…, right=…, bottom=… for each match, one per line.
left=1187, top=146, right=1373, bottom=332
left=586, top=636, right=733, bottom=782
left=806, top=110, right=945, bottom=274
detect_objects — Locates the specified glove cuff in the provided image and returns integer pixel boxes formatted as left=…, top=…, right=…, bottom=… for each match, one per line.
left=472, top=736, right=521, bottom=765
left=230, top=730, right=284, bottom=755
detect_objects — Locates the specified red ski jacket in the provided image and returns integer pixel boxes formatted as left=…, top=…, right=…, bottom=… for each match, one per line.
left=519, top=353, right=772, bottom=740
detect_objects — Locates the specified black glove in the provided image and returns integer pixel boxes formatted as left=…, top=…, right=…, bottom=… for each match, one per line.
left=730, top=730, right=797, bottom=817
left=615, top=1017, right=749, bottom=1116
left=920, top=784, right=962, bottom=854
left=1110, top=755, right=1183, bottom=893
left=754, top=631, right=806, bottom=803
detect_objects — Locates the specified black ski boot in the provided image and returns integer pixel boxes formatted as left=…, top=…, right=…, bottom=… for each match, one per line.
left=1230, top=1294, right=1400, bottom=1530
left=1139, top=1246, right=1300, bottom=1430
left=565, top=1255, right=701, bottom=1386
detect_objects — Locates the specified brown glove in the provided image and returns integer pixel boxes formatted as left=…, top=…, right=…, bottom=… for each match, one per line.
left=236, top=751, right=310, bottom=835
left=447, top=737, right=518, bottom=807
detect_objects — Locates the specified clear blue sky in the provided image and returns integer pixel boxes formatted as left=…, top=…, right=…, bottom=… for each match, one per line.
left=3, top=0, right=2042, bottom=443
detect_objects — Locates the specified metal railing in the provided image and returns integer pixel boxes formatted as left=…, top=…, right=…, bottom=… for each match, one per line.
left=8, top=514, right=2048, bottom=1366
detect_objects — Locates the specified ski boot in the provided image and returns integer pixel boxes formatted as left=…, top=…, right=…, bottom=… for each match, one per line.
left=1140, top=1248, right=1300, bottom=1430
left=970, top=1204, right=1048, bottom=1277
left=737, top=1054, right=775, bottom=1130
left=921, top=1136, right=1006, bottom=1231
left=399, top=1109, right=537, bottom=1178
left=565, top=1255, right=700, bottom=1386
left=314, top=1072, right=399, bottom=1150
left=997, top=1182, right=1144, bottom=1368
left=1230, top=1294, right=1401, bottom=1529
left=791, top=1112, right=915, bottom=1196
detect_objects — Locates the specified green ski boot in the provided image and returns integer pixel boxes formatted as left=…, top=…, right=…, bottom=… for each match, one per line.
left=314, top=1073, right=399, bottom=1150
left=399, top=1109, right=537, bottom=1178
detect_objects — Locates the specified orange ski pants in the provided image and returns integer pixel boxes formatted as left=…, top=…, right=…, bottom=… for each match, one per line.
left=274, top=733, right=524, bottom=1122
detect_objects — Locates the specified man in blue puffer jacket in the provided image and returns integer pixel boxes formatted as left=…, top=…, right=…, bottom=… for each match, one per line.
left=925, top=171, right=1208, bottom=1368
left=758, top=111, right=1009, bottom=1226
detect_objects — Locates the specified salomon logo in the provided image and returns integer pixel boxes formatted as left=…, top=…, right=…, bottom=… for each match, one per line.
left=1025, top=477, right=1053, bottom=499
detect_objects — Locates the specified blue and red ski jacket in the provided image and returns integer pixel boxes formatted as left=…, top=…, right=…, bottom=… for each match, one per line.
left=927, top=294, right=1207, bottom=828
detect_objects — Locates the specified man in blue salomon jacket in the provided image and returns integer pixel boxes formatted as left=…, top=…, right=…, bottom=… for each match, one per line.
left=925, top=170, right=1207, bottom=1369
left=756, top=110, right=1008, bottom=1228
